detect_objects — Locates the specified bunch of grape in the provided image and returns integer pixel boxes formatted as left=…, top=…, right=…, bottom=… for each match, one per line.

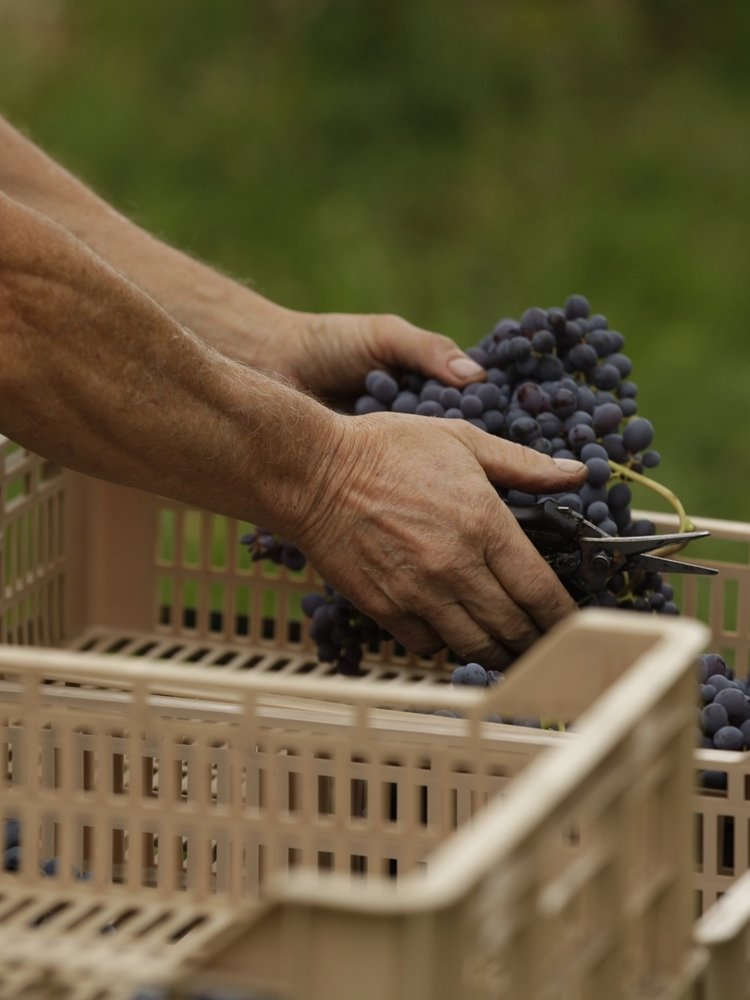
left=301, top=587, right=383, bottom=676
left=357, top=294, right=658, bottom=522
left=281, top=294, right=682, bottom=669
left=698, top=653, right=750, bottom=750
left=239, top=529, right=306, bottom=572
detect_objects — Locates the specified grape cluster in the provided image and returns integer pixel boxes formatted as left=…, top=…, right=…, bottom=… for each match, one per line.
left=239, top=296, right=702, bottom=679
left=698, top=652, right=750, bottom=750
left=357, top=295, right=659, bottom=531
left=296, top=295, right=682, bottom=670
left=301, top=587, right=382, bottom=675
left=694, top=651, right=750, bottom=787
left=240, top=529, right=306, bottom=572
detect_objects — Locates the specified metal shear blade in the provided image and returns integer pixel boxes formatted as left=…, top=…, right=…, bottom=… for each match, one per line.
left=579, top=529, right=717, bottom=577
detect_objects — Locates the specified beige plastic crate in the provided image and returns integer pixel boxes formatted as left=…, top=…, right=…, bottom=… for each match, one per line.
left=0, top=612, right=705, bottom=1000
left=695, top=867, right=750, bottom=999
left=2, top=442, right=749, bottom=911
left=0, top=440, right=741, bottom=995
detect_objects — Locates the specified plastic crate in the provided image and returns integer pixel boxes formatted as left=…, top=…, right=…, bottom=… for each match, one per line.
left=0, top=442, right=741, bottom=995
left=695, top=866, right=750, bottom=999
left=0, top=610, right=705, bottom=1000
left=2, top=444, right=750, bottom=910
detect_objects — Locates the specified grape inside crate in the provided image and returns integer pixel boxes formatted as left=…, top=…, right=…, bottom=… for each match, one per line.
left=0, top=441, right=744, bottom=996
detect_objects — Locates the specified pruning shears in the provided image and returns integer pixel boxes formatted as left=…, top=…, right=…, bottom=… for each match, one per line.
left=511, top=499, right=717, bottom=602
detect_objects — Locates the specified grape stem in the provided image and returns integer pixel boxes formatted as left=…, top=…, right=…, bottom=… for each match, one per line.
left=608, top=460, right=696, bottom=555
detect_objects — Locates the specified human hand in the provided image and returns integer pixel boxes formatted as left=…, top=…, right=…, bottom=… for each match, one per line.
left=295, top=412, right=587, bottom=667
left=273, top=310, right=486, bottom=404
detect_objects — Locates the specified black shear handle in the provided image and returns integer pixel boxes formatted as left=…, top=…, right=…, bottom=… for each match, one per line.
left=509, top=499, right=581, bottom=541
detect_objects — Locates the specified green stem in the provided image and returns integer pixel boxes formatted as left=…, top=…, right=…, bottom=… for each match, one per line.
left=608, top=460, right=696, bottom=554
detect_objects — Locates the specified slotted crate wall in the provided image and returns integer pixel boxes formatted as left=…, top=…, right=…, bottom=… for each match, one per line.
left=0, top=614, right=706, bottom=1000
left=2, top=443, right=750, bottom=994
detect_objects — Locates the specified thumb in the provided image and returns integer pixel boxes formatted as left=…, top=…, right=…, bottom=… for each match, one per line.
left=467, top=432, right=587, bottom=493
left=375, top=318, right=486, bottom=386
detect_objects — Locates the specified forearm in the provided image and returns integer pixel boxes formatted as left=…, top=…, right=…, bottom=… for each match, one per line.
left=0, top=115, right=300, bottom=366
left=0, top=191, right=341, bottom=536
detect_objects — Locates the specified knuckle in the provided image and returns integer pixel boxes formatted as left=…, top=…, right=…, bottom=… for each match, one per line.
left=498, top=618, right=539, bottom=650
left=372, top=312, right=406, bottom=333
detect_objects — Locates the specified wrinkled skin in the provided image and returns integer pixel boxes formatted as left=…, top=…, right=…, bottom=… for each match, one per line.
left=296, top=410, right=587, bottom=667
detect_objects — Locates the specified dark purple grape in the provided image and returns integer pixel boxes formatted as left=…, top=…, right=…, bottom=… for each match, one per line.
left=453, top=662, right=489, bottom=686
left=392, top=391, right=419, bottom=413
left=585, top=458, right=611, bottom=488
left=703, top=653, right=729, bottom=676
left=586, top=501, right=610, bottom=524
left=608, top=353, right=633, bottom=377
left=520, top=307, right=549, bottom=334
left=483, top=410, right=505, bottom=434
left=508, top=336, right=532, bottom=362
left=702, top=703, right=729, bottom=736
left=355, top=395, right=388, bottom=415
left=550, top=387, right=578, bottom=418
left=466, top=346, right=488, bottom=366
left=701, top=684, right=717, bottom=705
left=531, top=329, right=556, bottom=353
left=564, top=410, right=594, bottom=431
left=607, top=482, right=632, bottom=510
left=618, top=381, right=638, bottom=399
left=438, top=385, right=461, bottom=410
left=509, top=416, right=540, bottom=443
left=580, top=443, right=609, bottom=462
left=715, top=687, right=750, bottom=723
left=419, top=381, right=444, bottom=402
left=506, top=489, right=537, bottom=507
left=564, top=294, right=590, bottom=320
left=416, top=400, right=445, bottom=417
left=559, top=320, right=584, bottom=347
left=588, top=313, right=609, bottom=330
left=492, top=318, right=520, bottom=338
left=567, top=344, right=598, bottom=371
left=475, top=382, right=503, bottom=409
left=282, top=546, right=307, bottom=572
left=593, top=402, right=623, bottom=435
left=623, top=418, right=654, bottom=452
left=586, top=330, right=615, bottom=357
left=460, top=394, right=484, bottom=418
left=590, top=364, right=621, bottom=390
left=365, top=371, right=399, bottom=404
left=558, top=492, right=584, bottom=513
left=537, top=412, right=562, bottom=438
left=714, top=726, right=744, bottom=751
left=602, top=434, right=628, bottom=463
left=568, top=424, right=596, bottom=451
left=486, top=367, right=509, bottom=387
left=516, top=382, right=549, bottom=415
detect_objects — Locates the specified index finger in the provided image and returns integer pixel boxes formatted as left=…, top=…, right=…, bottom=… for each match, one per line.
left=486, top=504, right=580, bottom=631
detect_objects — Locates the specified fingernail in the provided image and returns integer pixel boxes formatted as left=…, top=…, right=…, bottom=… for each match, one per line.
left=553, top=458, right=586, bottom=473
left=448, top=356, right=484, bottom=378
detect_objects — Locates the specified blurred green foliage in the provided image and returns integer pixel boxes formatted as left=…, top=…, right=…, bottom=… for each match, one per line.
left=2, top=0, right=749, bottom=519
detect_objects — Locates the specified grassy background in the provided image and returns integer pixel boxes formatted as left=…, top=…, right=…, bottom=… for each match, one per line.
left=2, top=0, right=749, bottom=520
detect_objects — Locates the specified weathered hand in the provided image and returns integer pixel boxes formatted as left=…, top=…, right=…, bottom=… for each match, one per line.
left=275, top=310, right=486, bottom=403
left=296, top=411, right=587, bottom=667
